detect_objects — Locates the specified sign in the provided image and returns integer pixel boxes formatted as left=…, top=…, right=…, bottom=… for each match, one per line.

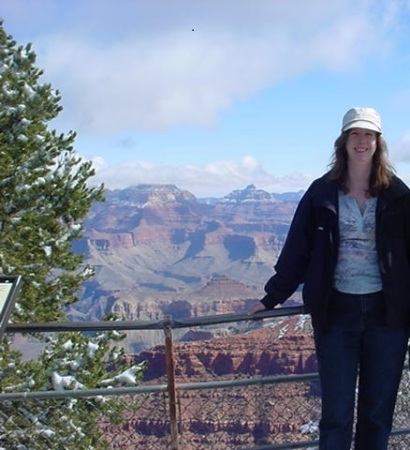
left=0, top=275, right=23, bottom=338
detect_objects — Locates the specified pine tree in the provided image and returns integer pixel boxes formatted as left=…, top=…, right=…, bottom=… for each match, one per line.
left=0, top=21, right=144, bottom=449
left=0, top=21, right=103, bottom=322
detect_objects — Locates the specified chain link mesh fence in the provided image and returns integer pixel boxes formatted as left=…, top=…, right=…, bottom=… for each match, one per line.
left=3, top=311, right=410, bottom=450
left=2, top=366, right=410, bottom=449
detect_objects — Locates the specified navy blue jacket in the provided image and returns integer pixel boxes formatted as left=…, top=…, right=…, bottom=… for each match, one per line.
left=261, top=174, right=410, bottom=331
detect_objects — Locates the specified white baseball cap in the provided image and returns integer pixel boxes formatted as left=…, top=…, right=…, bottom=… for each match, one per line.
left=341, top=107, right=382, bottom=134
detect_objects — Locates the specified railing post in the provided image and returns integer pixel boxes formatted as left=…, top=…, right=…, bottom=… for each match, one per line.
left=164, top=316, right=179, bottom=450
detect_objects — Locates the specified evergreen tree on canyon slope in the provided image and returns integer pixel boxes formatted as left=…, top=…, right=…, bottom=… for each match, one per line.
left=0, top=22, right=102, bottom=322
left=0, top=21, right=143, bottom=450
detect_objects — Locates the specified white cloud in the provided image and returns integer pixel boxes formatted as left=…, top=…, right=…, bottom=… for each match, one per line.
left=88, top=156, right=314, bottom=197
left=4, top=0, right=405, bottom=134
left=4, top=0, right=409, bottom=196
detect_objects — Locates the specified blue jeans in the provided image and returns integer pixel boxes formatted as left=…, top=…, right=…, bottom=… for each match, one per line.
left=314, top=290, right=409, bottom=450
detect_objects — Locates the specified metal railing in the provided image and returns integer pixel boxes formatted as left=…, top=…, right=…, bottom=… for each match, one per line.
left=3, top=306, right=410, bottom=450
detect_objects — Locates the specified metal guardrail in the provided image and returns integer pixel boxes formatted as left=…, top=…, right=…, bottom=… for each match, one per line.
left=2, top=306, right=410, bottom=449
left=5, top=306, right=306, bottom=332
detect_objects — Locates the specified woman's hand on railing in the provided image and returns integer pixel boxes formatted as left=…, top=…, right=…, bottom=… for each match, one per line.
left=247, top=302, right=268, bottom=316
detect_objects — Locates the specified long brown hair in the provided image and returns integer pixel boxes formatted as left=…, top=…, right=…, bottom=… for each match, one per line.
left=328, top=131, right=395, bottom=196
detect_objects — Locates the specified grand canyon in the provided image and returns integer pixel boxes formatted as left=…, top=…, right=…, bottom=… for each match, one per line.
left=72, top=183, right=323, bottom=448
left=72, top=183, right=302, bottom=330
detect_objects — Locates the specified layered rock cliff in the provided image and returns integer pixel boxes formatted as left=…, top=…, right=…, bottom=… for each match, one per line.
left=71, top=184, right=301, bottom=327
left=105, top=315, right=319, bottom=449
left=133, top=314, right=316, bottom=381
left=77, top=184, right=313, bottom=448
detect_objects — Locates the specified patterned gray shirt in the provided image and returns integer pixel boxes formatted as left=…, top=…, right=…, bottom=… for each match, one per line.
left=333, top=190, right=382, bottom=294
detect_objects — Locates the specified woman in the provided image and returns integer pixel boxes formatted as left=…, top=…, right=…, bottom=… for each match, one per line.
left=250, top=107, right=410, bottom=450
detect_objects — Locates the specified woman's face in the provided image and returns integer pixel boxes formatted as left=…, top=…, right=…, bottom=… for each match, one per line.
left=346, top=128, right=377, bottom=167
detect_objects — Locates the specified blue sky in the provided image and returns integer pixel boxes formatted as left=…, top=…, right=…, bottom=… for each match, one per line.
left=1, top=0, right=410, bottom=197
